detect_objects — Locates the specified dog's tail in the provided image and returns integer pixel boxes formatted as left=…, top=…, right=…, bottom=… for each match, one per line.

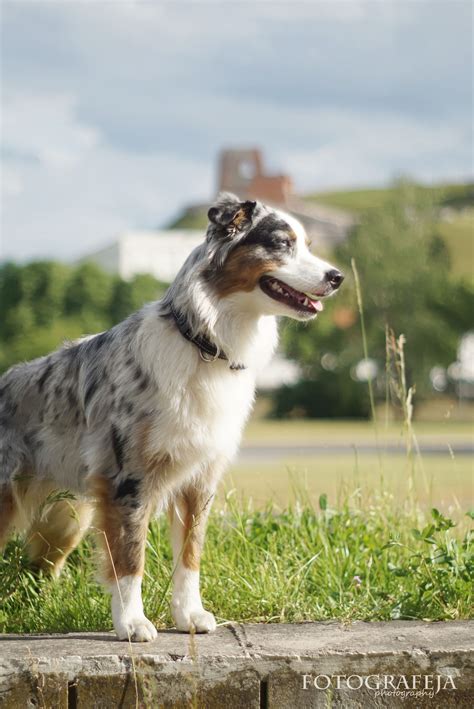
left=25, top=495, right=93, bottom=577
left=0, top=422, right=92, bottom=575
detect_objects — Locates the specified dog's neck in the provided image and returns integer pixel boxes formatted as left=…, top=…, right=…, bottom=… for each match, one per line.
left=212, top=303, right=271, bottom=368
left=161, top=280, right=276, bottom=369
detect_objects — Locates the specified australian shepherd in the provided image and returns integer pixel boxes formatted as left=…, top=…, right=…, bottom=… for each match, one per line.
left=0, top=193, right=343, bottom=641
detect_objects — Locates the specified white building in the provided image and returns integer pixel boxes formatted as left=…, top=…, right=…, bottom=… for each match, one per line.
left=83, top=230, right=204, bottom=282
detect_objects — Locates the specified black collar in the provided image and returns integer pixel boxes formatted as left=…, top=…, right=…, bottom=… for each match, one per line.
left=169, top=304, right=246, bottom=371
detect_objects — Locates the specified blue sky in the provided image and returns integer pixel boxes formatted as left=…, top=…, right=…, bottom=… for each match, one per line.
left=1, top=1, right=472, bottom=261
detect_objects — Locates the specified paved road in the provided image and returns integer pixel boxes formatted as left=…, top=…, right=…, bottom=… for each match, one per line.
left=239, top=441, right=474, bottom=462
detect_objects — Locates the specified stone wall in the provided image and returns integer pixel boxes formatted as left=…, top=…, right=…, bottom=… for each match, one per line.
left=1, top=621, right=472, bottom=708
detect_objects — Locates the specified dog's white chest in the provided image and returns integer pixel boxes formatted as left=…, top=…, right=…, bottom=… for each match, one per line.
left=137, top=309, right=277, bottom=476
left=153, top=364, right=255, bottom=469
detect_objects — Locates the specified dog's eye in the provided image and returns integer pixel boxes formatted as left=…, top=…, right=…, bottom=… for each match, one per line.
left=280, top=237, right=292, bottom=249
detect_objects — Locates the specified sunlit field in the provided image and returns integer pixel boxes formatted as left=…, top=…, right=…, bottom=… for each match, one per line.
left=226, top=455, right=473, bottom=512
left=231, top=418, right=473, bottom=511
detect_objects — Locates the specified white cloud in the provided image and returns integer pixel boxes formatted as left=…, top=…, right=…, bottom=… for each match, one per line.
left=1, top=167, right=23, bottom=198
left=1, top=140, right=213, bottom=261
left=3, top=92, right=100, bottom=169
left=1, top=0, right=472, bottom=261
left=278, top=108, right=471, bottom=191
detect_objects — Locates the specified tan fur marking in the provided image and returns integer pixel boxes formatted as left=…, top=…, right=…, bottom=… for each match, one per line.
left=91, top=475, right=150, bottom=583
left=231, top=208, right=248, bottom=229
left=211, top=246, right=283, bottom=298
left=182, top=490, right=201, bottom=571
left=175, top=489, right=214, bottom=571
left=0, top=484, right=16, bottom=549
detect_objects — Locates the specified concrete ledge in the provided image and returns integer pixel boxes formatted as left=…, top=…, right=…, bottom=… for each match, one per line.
left=0, top=621, right=472, bottom=708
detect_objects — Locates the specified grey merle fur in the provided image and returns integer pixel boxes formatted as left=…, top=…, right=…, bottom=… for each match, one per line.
left=0, top=192, right=297, bottom=520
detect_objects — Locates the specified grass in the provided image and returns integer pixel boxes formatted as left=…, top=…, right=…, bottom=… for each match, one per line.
left=1, top=488, right=472, bottom=634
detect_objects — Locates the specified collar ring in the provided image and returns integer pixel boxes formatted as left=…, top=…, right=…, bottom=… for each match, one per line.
left=199, top=348, right=220, bottom=363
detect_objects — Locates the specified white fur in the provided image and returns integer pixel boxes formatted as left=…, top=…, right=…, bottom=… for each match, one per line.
left=171, top=566, right=216, bottom=633
left=274, top=214, right=335, bottom=295
left=135, top=308, right=278, bottom=488
left=169, top=494, right=217, bottom=632
left=111, top=575, right=157, bottom=642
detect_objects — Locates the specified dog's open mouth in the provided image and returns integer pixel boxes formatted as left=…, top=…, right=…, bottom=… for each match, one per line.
left=259, top=276, right=324, bottom=314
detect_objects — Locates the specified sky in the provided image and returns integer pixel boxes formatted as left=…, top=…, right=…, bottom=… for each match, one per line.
left=1, top=0, right=472, bottom=262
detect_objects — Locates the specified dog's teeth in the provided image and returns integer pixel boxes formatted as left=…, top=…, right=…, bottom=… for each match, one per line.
left=303, top=297, right=310, bottom=306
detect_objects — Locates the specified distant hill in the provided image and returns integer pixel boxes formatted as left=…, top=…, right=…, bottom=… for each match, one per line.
left=168, top=205, right=209, bottom=230
left=304, top=182, right=473, bottom=279
left=304, top=182, right=474, bottom=213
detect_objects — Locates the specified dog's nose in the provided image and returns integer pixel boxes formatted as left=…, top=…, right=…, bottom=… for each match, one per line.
left=325, top=269, right=344, bottom=289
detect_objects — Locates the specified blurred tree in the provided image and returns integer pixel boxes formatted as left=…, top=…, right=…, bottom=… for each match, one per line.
left=271, top=371, right=370, bottom=419
left=21, top=261, right=70, bottom=326
left=109, top=274, right=166, bottom=324
left=0, top=263, right=24, bottom=338
left=0, top=261, right=167, bottom=374
left=278, top=180, right=474, bottom=415
left=64, top=262, right=114, bottom=331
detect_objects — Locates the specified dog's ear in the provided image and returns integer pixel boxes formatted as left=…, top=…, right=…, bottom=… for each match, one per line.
left=208, top=193, right=257, bottom=233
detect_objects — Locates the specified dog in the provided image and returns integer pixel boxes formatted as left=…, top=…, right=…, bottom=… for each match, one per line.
left=0, top=192, right=343, bottom=641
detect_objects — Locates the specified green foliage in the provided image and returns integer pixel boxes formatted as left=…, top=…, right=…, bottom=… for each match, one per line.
left=277, top=180, right=474, bottom=415
left=0, top=261, right=166, bottom=374
left=0, top=261, right=70, bottom=339
left=0, top=492, right=471, bottom=632
left=271, top=372, right=370, bottom=419
left=109, top=274, right=164, bottom=323
left=64, top=262, right=115, bottom=330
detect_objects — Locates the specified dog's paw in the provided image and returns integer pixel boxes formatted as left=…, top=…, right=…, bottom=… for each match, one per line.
left=173, top=606, right=217, bottom=633
left=115, top=615, right=158, bottom=642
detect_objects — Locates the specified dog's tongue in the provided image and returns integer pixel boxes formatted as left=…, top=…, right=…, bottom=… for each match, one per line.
left=311, top=299, right=324, bottom=312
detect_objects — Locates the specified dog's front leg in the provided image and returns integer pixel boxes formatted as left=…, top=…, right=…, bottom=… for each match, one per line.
left=93, top=475, right=158, bottom=642
left=169, top=480, right=218, bottom=633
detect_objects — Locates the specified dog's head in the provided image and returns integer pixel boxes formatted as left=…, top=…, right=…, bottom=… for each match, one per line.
left=204, top=192, right=344, bottom=321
